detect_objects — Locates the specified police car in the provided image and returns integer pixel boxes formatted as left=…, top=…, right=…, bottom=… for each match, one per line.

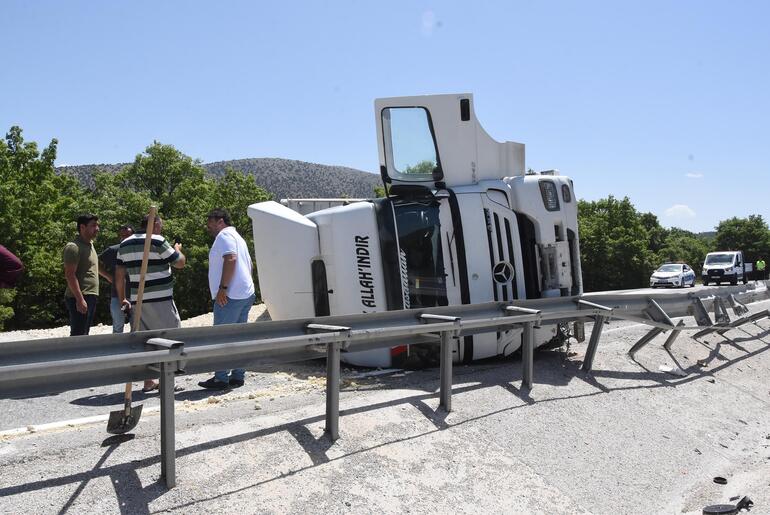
left=650, top=263, right=696, bottom=288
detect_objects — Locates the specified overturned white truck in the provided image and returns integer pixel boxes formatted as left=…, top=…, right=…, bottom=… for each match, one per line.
left=248, top=94, right=582, bottom=367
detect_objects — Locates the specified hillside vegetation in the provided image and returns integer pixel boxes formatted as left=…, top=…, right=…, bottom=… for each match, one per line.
left=58, top=158, right=381, bottom=200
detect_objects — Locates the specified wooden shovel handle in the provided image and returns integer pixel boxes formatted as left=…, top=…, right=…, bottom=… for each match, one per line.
left=132, top=206, right=157, bottom=330
left=122, top=206, right=157, bottom=410
left=124, top=382, right=133, bottom=409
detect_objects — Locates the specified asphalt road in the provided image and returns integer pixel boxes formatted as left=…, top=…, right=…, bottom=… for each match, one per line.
left=2, top=300, right=770, bottom=514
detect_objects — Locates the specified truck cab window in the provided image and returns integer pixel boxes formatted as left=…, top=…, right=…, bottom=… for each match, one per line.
left=382, top=107, right=439, bottom=180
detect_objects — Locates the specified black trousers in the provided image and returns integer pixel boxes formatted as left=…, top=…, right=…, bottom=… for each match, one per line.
left=65, top=294, right=98, bottom=336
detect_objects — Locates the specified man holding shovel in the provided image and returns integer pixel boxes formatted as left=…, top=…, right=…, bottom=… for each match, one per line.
left=115, top=213, right=186, bottom=392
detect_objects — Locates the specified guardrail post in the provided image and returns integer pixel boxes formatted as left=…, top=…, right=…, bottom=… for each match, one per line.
left=160, top=360, right=176, bottom=488
left=727, top=294, right=749, bottom=317
left=714, top=297, right=731, bottom=325
left=574, top=299, right=613, bottom=373
left=628, top=327, right=665, bottom=357
left=439, top=330, right=456, bottom=412
left=582, top=315, right=607, bottom=372
left=419, top=314, right=462, bottom=413
left=146, top=337, right=185, bottom=489
left=504, top=306, right=541, bottom=390
left=326, top=341, right=341, bottom=441
left=307, top=323, right=351, bottom=442
left=663, top=320, right=686, bottom=351
left=522, top=321, right=534, bottom=389
left=691, top=297, right=714, bottom=327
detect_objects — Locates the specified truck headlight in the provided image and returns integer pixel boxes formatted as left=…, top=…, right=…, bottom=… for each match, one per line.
left=539, top=180, right=560, bottom=211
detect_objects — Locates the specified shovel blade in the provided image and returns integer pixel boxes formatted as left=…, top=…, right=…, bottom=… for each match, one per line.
left=106, top=404, right=143, bottom=434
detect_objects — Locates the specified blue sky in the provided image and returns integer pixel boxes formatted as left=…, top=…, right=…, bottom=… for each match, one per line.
left=2, top=1, right=768, bottom=232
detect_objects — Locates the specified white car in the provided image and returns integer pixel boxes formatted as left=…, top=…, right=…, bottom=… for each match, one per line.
left=650, top=263, right=696, bottom=288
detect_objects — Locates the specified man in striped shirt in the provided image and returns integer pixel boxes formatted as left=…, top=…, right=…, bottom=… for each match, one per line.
left=115, top=214, right=186, bottom=392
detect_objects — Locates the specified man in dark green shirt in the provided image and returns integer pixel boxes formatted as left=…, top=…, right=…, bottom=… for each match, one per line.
left=63, top=214, right=100, bottom=336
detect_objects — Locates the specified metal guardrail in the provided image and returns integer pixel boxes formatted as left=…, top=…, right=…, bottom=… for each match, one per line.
left=1, top=282, right=767, bottom=488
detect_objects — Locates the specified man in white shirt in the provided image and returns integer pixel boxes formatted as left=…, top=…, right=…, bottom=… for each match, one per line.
left=198, top=208, right=256, bottom=390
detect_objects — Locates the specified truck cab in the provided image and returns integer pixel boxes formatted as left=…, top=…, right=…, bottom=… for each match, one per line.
left=248, top=94, right=583, bottom=367
left=702, top=250, right=747, bottom=285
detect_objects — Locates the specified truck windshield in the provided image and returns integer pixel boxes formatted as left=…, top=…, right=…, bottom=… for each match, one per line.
left=705, top=254, right=733, bottom=265
left=393, top=200, right=448, bottom=309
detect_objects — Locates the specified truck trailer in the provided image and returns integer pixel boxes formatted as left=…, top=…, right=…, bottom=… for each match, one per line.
left=248, top=94, right=583, bottom=367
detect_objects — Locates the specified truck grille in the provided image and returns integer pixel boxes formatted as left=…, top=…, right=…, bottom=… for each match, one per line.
left=484, top=209, right=518, bottom=301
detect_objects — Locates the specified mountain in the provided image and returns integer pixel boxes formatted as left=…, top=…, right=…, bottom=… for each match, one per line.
left=57, top=157, right=382, bottom=199
left=696, top=231, right=717, bottom=241
left=203, top=158, right=381, bottom=199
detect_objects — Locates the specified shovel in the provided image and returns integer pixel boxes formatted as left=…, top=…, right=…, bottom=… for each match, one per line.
left=107, top=206, right=157, bottom=434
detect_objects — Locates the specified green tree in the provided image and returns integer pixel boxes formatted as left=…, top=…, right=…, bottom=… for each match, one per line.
left=373, top=185, right=386, bottom=198
left=0, top=132, right=277, bottom=329
left=120, top=142, right=208, bottom=216
left=403, top=160, right=436, bottom=175
left=178, top=168, right=272, bottom=317
left=578, top=196, right=655, bottom=291
left=714, top=215, right=770, bottom=265
left=0, top=127, right=89, bottom=328
left=0, top=290, right=15, bottom=330
left=640, top=212, right=668, bottom=254
left=87, top=148, right=273, bottom=321
left=655, top=228, right=711, bottom=276
left=208, top=167, right=273, bottom=244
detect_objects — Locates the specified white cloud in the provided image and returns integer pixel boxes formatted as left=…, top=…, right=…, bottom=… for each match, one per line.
left=665, top=204, right=696, bottom=218
left=421, top=10, right=436, bottom=37
left=685, top=172, right=704, bottom=179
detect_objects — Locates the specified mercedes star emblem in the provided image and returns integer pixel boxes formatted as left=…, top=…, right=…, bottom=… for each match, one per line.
left=493, top=261, right=514, bottom=284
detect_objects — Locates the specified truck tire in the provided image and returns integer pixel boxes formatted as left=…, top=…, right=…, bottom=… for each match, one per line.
left=731, top=276, right=738, bottom=285
left=703, top=278, right=709, bottom=286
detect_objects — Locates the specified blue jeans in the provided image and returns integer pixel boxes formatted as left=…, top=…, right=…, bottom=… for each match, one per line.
left=213, top=294, right=255, bottom=382
left=110, top=296, right=126, bottom=333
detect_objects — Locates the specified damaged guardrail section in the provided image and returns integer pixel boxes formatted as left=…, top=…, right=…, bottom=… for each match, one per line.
left=1, top=282, right=767, bottom=488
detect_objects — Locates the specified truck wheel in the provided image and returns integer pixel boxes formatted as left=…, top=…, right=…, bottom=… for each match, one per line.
left=703, top=279, right=709, bottom=286
left=731, top=277, right=738, bottom=285
left=742, top=276, right=747, bottom=284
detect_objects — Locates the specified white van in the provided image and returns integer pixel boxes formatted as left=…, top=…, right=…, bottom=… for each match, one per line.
left=702, top=251, right=747, bottom=285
